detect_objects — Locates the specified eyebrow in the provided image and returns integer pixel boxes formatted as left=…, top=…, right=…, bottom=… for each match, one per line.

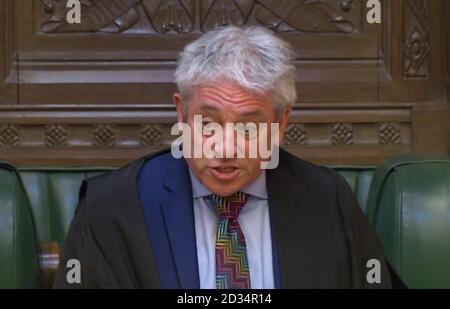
left=241, top=110, right=265, bottom=118
left=196, top=102, right=265, bottom=119
left=197, top=103, right=221, bottom=113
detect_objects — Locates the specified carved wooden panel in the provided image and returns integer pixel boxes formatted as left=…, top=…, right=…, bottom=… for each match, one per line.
left=403, top=0, right=430, bottom=80
left=17, top=0, right=376, bottom=105
left=37, top=0, right=363, bottom=34
left=0, top=0, right=447, bottom=166
left=379, top=0, right=447, bottom=108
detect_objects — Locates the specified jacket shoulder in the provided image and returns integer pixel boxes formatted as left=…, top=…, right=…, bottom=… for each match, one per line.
left=278, top=147, right=345, bottom=190
left=84, top=149, right=170, bottom=191
left=77, top=149, right=173, bottom=215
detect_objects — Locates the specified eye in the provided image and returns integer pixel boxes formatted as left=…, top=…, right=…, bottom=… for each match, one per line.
left=199, top=116, right=214, bottom=126
left=245, top=126, right=258, bottom=139
left=202, top=120, right=212, bottom=127
left=200, top=118, right=221, bottom=136
left=236, top=123, right=258, bottom=140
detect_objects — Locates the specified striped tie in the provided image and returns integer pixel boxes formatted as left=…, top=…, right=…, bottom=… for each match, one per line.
left=210, top=192, right=251, bottom=289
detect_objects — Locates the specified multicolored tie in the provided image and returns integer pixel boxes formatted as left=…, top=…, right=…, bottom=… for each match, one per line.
left=210, top=192, right=251, bottom=289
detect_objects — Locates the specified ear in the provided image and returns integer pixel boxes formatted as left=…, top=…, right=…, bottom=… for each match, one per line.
left=173, top=92, right=185, bottom=124
left=278, top=106, right=292, bottom=144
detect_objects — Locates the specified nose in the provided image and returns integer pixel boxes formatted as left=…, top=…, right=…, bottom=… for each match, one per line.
left=214, top=124, right=238, bottom=159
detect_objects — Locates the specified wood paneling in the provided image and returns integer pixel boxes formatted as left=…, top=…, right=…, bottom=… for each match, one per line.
left=0, top=103, right=412, bottom=166
left=0, top=0, right=17, bottom=105
left=17, top=0, right=378, bottom=105
left=0, top=0, right=447, bottom=166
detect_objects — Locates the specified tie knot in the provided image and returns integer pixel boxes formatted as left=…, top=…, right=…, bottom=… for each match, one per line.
left=210, top=192, right=249, bottom=219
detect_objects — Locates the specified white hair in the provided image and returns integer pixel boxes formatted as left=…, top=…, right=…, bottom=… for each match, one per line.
left=175, top=26, right=297, bottom=110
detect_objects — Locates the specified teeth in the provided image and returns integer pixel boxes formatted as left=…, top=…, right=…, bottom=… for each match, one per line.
left=218, top=167, right=234, bottom=173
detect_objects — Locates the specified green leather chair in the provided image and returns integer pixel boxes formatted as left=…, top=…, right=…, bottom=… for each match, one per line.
left=366, top=156, right=450, bottom=289
left=331, top=166, right=375, bottom=214
left=0, top=162, right=40, bottom=288
left=19, top=168, right=114, bottom=246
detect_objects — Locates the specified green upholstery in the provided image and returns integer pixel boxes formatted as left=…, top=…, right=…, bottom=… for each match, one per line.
left=0, top=162, right=39, bottom=288
left=332, top=166, right=375, bottom=214
left=367, top=156, right=450, bottom=288
left=18, top=168, right=114, bottom=246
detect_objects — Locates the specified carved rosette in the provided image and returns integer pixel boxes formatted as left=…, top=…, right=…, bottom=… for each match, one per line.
left=141, top=124, right=163, bottom=146
left=331, top=123, right=354, bottom=145
left=0, top=125, right=19, bottom=147
left=378, top=122, right=401, bottom=145
left=93, top=125, right=116, bottom=147
left=45, top=125, right=68, bottom=147
left=285, top=123, right=306, bottom=146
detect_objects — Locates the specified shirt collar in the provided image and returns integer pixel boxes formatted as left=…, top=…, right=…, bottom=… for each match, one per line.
left=189, top=168, right=268, bottom=200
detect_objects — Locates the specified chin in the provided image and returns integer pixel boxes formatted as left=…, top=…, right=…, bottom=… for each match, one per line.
left=206, top=182, right=239, bottom=197
left=213, top=189, right=239, bottom=197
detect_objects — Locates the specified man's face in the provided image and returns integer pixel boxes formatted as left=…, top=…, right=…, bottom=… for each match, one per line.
left=174, top=80, right=291, bottom=197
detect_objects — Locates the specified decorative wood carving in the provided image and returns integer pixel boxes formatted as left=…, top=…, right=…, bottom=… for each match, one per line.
left=143, top=0, right=195, bottom=33
left=255, top=0, right=355, bottom=33
left=0, top=0, right=446, bottom=166
left=285, top=123, right=306, bottom=146
left=404, top=0, right=430, bottom=79
left=39, top=0, right=358, bottom=34
left=40, top=0, right=143, bottom=33
left=0, top=104, right=414, bottom=165
left=45, top=125, right=68, bottom=147
left=19, top=0, right=370, bottom=106
left=93, top=125, right=116, bottom=147
left=0, top=124, right=19, bottom=147
left=199, top=0, right=255, bottom=31
left=0, top=121, right=411, bottom=148
left=141, top=124, right=163, bottom=146
left=331, top=123, right=354, bottom=145
left=379, top=122, right=401, bottom=145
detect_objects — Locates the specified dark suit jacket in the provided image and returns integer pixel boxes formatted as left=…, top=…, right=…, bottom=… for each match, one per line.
left=54, top=148, right=404, bottom=288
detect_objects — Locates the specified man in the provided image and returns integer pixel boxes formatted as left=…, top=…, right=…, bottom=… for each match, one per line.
left=54, top=26, right=403, bottom=289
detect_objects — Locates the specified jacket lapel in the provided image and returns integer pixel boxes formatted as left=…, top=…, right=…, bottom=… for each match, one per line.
left=160, top=157, right=200, bottom=288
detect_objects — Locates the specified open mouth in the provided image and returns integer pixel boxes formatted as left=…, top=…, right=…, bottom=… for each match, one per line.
left=209, top=166, right=240, bottom=181
left=215, top=166, right=237, bottom=173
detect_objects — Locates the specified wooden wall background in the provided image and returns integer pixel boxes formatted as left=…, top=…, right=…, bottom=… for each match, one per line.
left=0, top=0, right=448, bottom=166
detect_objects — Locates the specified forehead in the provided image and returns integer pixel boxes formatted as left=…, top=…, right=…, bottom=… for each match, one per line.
left=191, top=81, right=274, bottom=113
